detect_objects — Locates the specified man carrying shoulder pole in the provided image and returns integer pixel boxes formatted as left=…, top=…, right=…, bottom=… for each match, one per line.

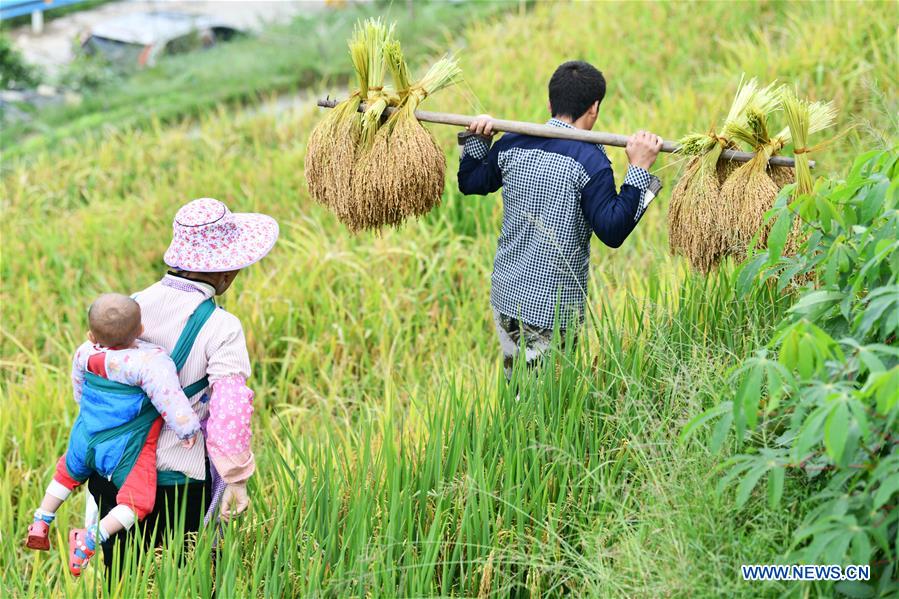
left=457, top=60, right=663, bottom=379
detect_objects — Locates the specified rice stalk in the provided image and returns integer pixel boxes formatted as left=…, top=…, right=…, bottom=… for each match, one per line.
left=357, top=19, right=395, bottom=153
left=779, top=91, right=838, bottom=258
left=782, top=91, right=838, bottom=195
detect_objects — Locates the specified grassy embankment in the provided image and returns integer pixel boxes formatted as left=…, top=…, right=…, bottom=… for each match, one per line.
left=1, top=1, right=896, bottom=597
left=1, top=0, right=509, bottom=157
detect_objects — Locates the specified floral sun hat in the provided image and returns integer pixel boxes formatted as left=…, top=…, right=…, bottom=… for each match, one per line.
left=163, top=198, right=279, bottom=273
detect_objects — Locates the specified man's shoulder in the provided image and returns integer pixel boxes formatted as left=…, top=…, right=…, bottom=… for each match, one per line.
left=499, top=134, right=610, bottom=172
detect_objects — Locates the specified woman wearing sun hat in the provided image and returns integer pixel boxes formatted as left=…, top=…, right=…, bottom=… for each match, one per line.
left=84, top=197, right=279, bottom=572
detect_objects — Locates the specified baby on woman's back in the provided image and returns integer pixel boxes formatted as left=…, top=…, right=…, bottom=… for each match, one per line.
left=25, top=293, right=199, bottom=577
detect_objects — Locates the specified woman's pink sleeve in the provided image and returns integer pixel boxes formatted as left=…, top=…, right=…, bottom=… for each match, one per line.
left=206, top=375, right=255, bottom=484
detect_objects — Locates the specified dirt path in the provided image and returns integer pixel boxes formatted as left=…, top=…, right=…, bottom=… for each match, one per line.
left=9, top=0, right=327, bottom=75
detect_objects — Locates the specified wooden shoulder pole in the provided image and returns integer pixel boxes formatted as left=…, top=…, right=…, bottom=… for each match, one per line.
left=316, top=98, right=810, bottom=168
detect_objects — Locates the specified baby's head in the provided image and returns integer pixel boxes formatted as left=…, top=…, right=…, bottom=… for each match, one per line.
left=87, top=294, right=143, bottom=348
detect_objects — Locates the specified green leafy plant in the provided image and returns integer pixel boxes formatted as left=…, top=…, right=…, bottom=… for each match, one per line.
left=0, top=34, right=40, bottom=90
left=685, top=149, right=899, bottom=594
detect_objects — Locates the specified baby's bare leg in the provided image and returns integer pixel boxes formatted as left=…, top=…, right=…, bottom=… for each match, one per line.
left=39, top=493, right=65, bottom=514
left=97, top=504, right=136, bottom=539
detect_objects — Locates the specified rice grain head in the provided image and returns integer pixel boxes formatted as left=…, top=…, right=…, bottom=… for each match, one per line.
left=718, top=81, right=790, bottom=259
left=720, top=151, right=780, bottom=259
left=667, top=156, right=700, bottom=256
left=716, top=156, right=739, bottom=185
left=684, top=148, right=731, bottom=272
left=767, top=165, right=795, bottom=189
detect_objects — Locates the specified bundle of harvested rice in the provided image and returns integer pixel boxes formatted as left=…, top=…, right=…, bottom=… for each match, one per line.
left=780, top=90, right=837, bottom=255
left=781, top=91, right=838, bottom=196
left=351, top=45, right=462, bottom=231
left=667, top=79, right=767, bottom=271
left=666, top=156, right=700, bottom=255
left=304, top=24, right=369, bottom=211
left=718, top=82, right=787, bottom=256
left=723, top=88, right=837, bottom=257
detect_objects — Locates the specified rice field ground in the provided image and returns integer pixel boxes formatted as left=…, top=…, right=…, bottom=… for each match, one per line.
left=1, top=1, right=897, bottom=597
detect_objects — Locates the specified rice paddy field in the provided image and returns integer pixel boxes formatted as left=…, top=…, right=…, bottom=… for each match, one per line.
left=2, top=1, right=897, bottom=597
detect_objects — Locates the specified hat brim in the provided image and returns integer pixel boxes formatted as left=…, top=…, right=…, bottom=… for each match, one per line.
left=164, top=212, right=279, bottom=273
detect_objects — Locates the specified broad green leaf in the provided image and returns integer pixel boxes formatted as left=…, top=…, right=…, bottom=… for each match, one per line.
left=824, top=401, right=849, bottom=463
left=796, top=406, right=828, bottom=460
left=873, top=474, right=899, bottom=510
left=788, top=290, right=844, bottom=320
left=735, top=463, right=768, bottom=508
left=767, top=465, right=784, bottom=509
left=874, top=367, right=899, bottom=414
left=778, top=327, right=800, bottom=370
left=740, top=367, right=763, bottom=431
left=710, top=410, right=734, bottom=454
left=766, top=209, right=793, bottom=265
left=849, top=529, right=872, bottom=567
left=847, top=399, right=870, bottom=441
left=736, top=254, right=768, bottom=297
left=834, top=581, right=875, bottom=599
left=680, top=402, right=730, bottom=443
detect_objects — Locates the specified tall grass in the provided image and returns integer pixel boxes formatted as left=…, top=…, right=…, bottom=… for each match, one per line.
left=1, top=1, right=895, bottom=596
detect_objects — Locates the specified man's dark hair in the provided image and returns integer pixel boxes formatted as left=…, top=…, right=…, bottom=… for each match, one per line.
left=548, top=61, right=606, bottom=120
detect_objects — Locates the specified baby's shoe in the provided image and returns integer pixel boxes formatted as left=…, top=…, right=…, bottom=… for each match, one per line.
left=68, top=529, right=95, bottom=577
left=25, top=520, right=51, bottom=551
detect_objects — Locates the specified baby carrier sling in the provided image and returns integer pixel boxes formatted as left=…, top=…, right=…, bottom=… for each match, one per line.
left=65, top=299, right=215, bottom=488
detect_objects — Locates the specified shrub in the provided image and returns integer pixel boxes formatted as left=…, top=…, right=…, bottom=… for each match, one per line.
left=685, top=149, right=899, bottom=595
left=0, top=34, right=40, bottom=90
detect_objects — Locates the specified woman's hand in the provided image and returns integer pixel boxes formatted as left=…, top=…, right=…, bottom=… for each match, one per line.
left=220, top=483, right=249, bottom=522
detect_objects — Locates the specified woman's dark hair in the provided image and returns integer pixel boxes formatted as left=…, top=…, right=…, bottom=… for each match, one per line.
left=548, top=61, right=606, bottom=120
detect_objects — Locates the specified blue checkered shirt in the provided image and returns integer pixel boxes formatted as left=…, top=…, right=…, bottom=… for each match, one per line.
left=458, top=118, right=655, bottom=330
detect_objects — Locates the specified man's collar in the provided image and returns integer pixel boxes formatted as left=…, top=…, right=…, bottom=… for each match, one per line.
left=548, top=118, right=575, bottom=129
left=162, top=272, right=216, bottom=298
